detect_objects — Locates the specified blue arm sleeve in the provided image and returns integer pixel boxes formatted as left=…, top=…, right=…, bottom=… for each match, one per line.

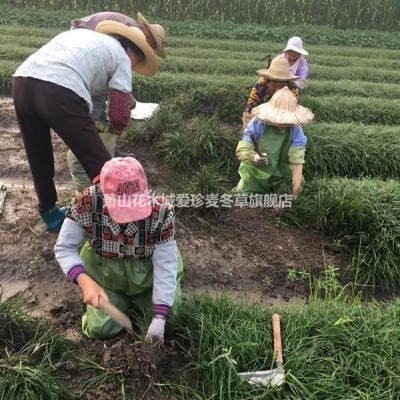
left=242, top=119, right=266, bottom=143
left=291, top=126, right=307, bottom=146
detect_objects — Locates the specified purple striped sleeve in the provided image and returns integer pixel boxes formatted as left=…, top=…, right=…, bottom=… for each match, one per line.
left=154, top=304, right=170, bottom=318
left=68, top=265, right=86, bottom=284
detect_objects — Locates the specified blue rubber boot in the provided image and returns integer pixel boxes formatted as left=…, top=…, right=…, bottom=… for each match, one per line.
left=39, top=205, right=68, bottom=232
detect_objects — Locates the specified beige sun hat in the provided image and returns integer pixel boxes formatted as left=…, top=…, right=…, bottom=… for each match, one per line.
left=137, top=12, right=166, bottom=59
left=95, top=20, right=159, bottom=77
left=283, top=36, right=308, bottom=56
left=252, top=86, right=314, bottom=127
left=256, top=55, right=299, bottom=81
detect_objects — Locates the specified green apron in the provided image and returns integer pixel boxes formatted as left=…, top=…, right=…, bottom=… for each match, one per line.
left=233, top=125, right=305, bottom=194
left=80, top=242, right=184, bottom=339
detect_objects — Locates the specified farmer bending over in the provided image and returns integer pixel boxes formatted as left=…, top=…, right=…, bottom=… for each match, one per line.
left=243, top=55, right=300, bottom=130
left=68, top=12, right=167, bottom=191
left=12, top=21, right=159, bottom=232
left=55, top=157, right=183, bottom=341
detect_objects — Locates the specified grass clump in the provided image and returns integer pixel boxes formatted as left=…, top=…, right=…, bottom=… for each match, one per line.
left=290, top=177, right=400, bottom=288
left=0, top=295, right=74, bottom=399
left=156, top=114, right=238, bottom=172
left=170, top=292, right=400, bottom=400
left=124, top=102, right=185, bottom=144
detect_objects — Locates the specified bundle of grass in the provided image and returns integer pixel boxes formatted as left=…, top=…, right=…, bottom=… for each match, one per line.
left=157, top=115, right=238, bottom=171
left=123, top=102, right=185, bottom=144
left=0, top=295, right=74, bottom=399
left=0, top=60, right=19, bottom=94
left=290, top=177, right=400, bottom=288
left=305, top=123, right=400, bottom=180
left=170, top=293, right=400, bottom=400
left=174, top=85, right=248, bottom=122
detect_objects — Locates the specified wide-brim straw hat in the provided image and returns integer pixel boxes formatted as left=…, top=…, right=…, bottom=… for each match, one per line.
left=252, top=86, right=314, bottom=127
left=283, top=36, right=308, bottom=56
left=137, top=12, right=166, bottom=59
left=256, top=54, right=298, bottom=81
left=95, top=20, right=159, bottom=77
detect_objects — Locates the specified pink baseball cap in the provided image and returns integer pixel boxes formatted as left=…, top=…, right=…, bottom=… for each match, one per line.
left=100, top=157, right=152, bottom=223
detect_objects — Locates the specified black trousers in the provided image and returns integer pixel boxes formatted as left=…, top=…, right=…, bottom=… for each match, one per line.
left=12, top=77, right=111, bottom=210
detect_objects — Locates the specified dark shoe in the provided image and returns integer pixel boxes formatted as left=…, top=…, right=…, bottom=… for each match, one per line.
left=114, top=148, right=135, bottom=158
left=39, top=205, right=68, bottom=232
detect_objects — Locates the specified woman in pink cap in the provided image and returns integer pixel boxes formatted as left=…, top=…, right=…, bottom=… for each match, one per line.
left=54, top=157, right=183, bottom=342
left=282, top=36, right=309, bottom=92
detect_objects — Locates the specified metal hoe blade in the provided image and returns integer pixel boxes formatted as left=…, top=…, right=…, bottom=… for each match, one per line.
left=98, top=296, right=134, bottom=335
left=237, top=368, right=285, bottom=386
left=238, top=313, right=285, bottom=387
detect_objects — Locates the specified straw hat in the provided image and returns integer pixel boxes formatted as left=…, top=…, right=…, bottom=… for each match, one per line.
left=283, top=36, right=308, bottom=56
left=137, top=12, right=166, bottom=59
left=95, top=20, right=159, bottom=77
left=256, top=55, right=298, bottom=81
left=252, top=87, right=314, bottom=127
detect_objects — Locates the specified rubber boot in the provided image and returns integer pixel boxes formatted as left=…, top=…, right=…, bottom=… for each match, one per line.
left=39, top=205, right=68, bottom=232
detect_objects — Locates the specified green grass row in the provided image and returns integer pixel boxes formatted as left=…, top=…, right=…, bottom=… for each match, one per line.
left=160, top=87, right=400, bottom=125
left=133, top=73, right=400, bottom=102
left=166, top=47, right=400, bottom=71
left=3, top=24, right=400, bottom=63
left=171, top=294, right=400, bottom=399
left=305, top=123, right=400, bottom=180
left=3, top=42, right=400, bottom=100
left=3, top=36, right=400, bottom=79
left=3, top=38, right=400, bottom=85
left=0, top=296, right=74, bottom=399
left=2, top=67, right=400, bottom=127
left=3, top=289, right=400, bottom=399
left=291, top=177, right=400, bottom=288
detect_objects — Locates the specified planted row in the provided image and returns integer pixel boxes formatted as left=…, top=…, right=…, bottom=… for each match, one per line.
left=2, top=44, right=400, bottom=89
left=160, top=57, right=400, bottom=84
left=303, top=95, right=400, bottom=125
left=133, top=73, right=400, bottom=103
left=305, top=123, right=400, bottom=180
left=292, top=177, right=400, bottom=288
left=169, top=88, right=400, bottom=125
left=0, top=62, right=398, bottom=126
left=173, top=294, right=400, bottom=399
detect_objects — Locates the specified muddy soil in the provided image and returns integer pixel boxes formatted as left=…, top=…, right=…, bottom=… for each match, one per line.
left=0, top=96, right=351, bottom=399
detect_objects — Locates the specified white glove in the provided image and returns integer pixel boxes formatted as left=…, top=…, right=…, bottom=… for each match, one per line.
left=251, top=153, right=268, bottom=166
left=145, top=317, right=166, bottom=342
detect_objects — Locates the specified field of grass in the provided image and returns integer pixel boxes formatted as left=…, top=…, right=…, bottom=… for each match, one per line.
left=2, top=5, right=400, bottom=399
left=2, top=10, right=400, bottom=287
